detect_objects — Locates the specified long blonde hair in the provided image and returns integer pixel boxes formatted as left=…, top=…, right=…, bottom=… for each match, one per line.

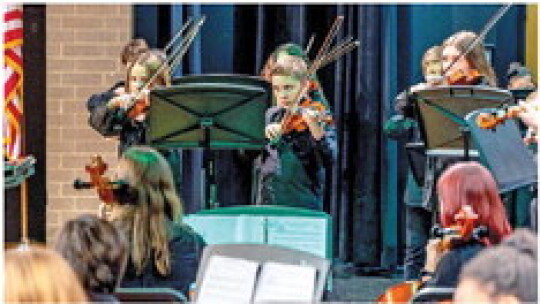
left=442, top=31, right=497, bottom=86
left=113, top=146, right=183, bottom=277
left=5, top=245, right=88, bottom=303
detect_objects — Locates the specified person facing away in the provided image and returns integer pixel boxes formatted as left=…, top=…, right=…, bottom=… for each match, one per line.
left=455, top=228, right=537, bottom=304
left=257, top=55, right=337, bottom=211
left=5, top=245, right=89, bottom=303
left=104, top=146, right=206, bottom=296
left=421, top=161, right=512, bottom=289
left=55, top=213, right=128, bottom=303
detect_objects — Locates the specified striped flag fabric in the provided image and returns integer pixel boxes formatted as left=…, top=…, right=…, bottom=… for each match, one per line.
left=4, top=4, right=23, bottom=160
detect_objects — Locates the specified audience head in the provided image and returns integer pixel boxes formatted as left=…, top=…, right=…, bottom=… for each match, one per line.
left=121, top=38, right=149, bottom=67
left=436, top=161, right=512, bottom=245
left=109, top=146, right=183, bottom=277
left=507, top=62, right=536, bottom=90
left=441, top=31, right=497, bottom=86
left=55, top=214, right=128, bottom=294
left=455, top=229, right=538, bottom=303
left=5, top=245, right=88, bottom=303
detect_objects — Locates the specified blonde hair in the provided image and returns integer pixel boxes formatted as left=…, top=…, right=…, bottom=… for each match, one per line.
left=126, top=49, right=171, bottom=93
left=5, top=245, right=88, bottom=303
left=442, top=31, right=497, bottom=86
left=113, top=146, right=183, bottom=277
left=421, top=45, right=442, bottom=76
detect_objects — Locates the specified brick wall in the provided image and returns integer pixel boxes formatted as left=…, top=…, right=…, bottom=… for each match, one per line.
left=45, top=5, right=132, bottom=243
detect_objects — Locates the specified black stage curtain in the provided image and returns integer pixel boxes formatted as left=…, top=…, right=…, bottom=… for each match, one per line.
left=139, top=4, right=387, bottom=264
left=227, top=5, right=385, bottom=264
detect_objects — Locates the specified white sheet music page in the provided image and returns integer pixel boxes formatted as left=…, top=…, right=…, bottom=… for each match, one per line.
left=197, top=255, right=259, bottom=304
left=253, top=261, right=316, bottom=303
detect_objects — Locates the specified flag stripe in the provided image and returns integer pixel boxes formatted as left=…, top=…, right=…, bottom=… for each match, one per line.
left=4, top=5, right=23, bottom=160
left=5, top=10, right=23, bottom=23
left=5, top=28, right=23, bottom=44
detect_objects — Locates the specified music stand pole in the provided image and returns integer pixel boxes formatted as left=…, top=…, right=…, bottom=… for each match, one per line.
left=146, top=75, right=271, bottom=210
left=460, top=126, right=471, bottom=161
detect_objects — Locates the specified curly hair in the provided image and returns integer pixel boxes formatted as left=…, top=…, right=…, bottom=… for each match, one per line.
left=459, top=228, right=537, bottom=302
left=55, top=213, right=128, bottom=293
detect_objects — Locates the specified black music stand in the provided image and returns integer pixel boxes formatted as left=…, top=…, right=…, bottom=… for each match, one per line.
left=465, top=109, right=537, bottom=193
left=146, top=75, right=271, bottom=209
left=412, top=85, right=513, bottom=159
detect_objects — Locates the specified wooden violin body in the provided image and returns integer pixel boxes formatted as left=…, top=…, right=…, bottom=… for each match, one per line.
left=445, top=69, right=483, bottom=85
left=476, top=104, right=538, bottom=130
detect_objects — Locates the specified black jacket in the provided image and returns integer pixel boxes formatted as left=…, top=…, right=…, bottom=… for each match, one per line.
left=86, top=82, right=146, bottom=155
left=120, top=223, right=206, bottom=296
left=257, top=106, right=337, bottom=210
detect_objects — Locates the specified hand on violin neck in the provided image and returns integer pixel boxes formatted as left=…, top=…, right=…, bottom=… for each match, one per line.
left=265, top=123, right=282, bottom=141
left=301, top=109, right=325, bottom=140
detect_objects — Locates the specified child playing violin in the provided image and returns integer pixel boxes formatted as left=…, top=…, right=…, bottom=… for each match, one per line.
left=257, top=56, right=336, bottom=211
left=87, top=48, right=170, bottom=154
left=441, top=31, right=497, bottom=86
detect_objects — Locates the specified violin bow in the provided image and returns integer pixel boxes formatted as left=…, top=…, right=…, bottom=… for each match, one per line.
left=441, top=4, right=512, bottom=77
left=125, top=15, right=206, bottom=112
left=276, top=16, right=359, bottom=134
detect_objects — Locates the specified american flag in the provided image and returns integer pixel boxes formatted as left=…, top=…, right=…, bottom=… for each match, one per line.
left=4, top=4, right=23, bottom=160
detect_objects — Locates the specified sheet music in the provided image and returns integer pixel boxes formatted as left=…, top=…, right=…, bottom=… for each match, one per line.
left=253, top=261, right=317, bottom=303
left=266, top=217, right=327, bottom=258
left=197, top=255, right=259, bottom=304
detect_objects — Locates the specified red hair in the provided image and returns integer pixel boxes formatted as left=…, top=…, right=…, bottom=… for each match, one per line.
left=437, top=161, right=512, bottom=245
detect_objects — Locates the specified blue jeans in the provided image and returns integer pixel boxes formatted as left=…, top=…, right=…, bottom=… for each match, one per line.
left=404, top=205, right=431, bottom=280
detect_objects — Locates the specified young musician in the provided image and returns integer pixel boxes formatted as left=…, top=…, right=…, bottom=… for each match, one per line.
left=106, top=146, right=205, bottom=295
left=261, top=43, right=329, bottom=107
left=257, top=56, right=336, bottom=210
left=88, top=49, right=170, bottom=154
left=384, top=45, right=443, bottom=280
left=422, top=162, right=512, bottom=288
left=441, top=31, right=497, bottom=86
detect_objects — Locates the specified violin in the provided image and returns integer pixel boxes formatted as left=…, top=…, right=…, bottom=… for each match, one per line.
left=73, top=155, right=125, bottom=205
left=475, top=103, right=539, bottom=130
left=432, top=205, right=487, bottom=251
left=445, top=68, right=483, bottom=85
left=279, top=81, right=334, bottom=135
left=376, top=206, right=486, bottom=303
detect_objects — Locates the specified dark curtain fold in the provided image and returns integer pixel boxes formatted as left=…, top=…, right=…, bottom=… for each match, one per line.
left=139, top=4, right=389, bottom=264
left=231, top=4, right=385, bottom=264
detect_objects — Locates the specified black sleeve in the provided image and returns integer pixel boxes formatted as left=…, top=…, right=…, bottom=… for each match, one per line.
left=424, top=250, right=463, bottom=288
left=86, top=86, right=125, bottom=137
left=316, top=122, right=337, bottom=168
